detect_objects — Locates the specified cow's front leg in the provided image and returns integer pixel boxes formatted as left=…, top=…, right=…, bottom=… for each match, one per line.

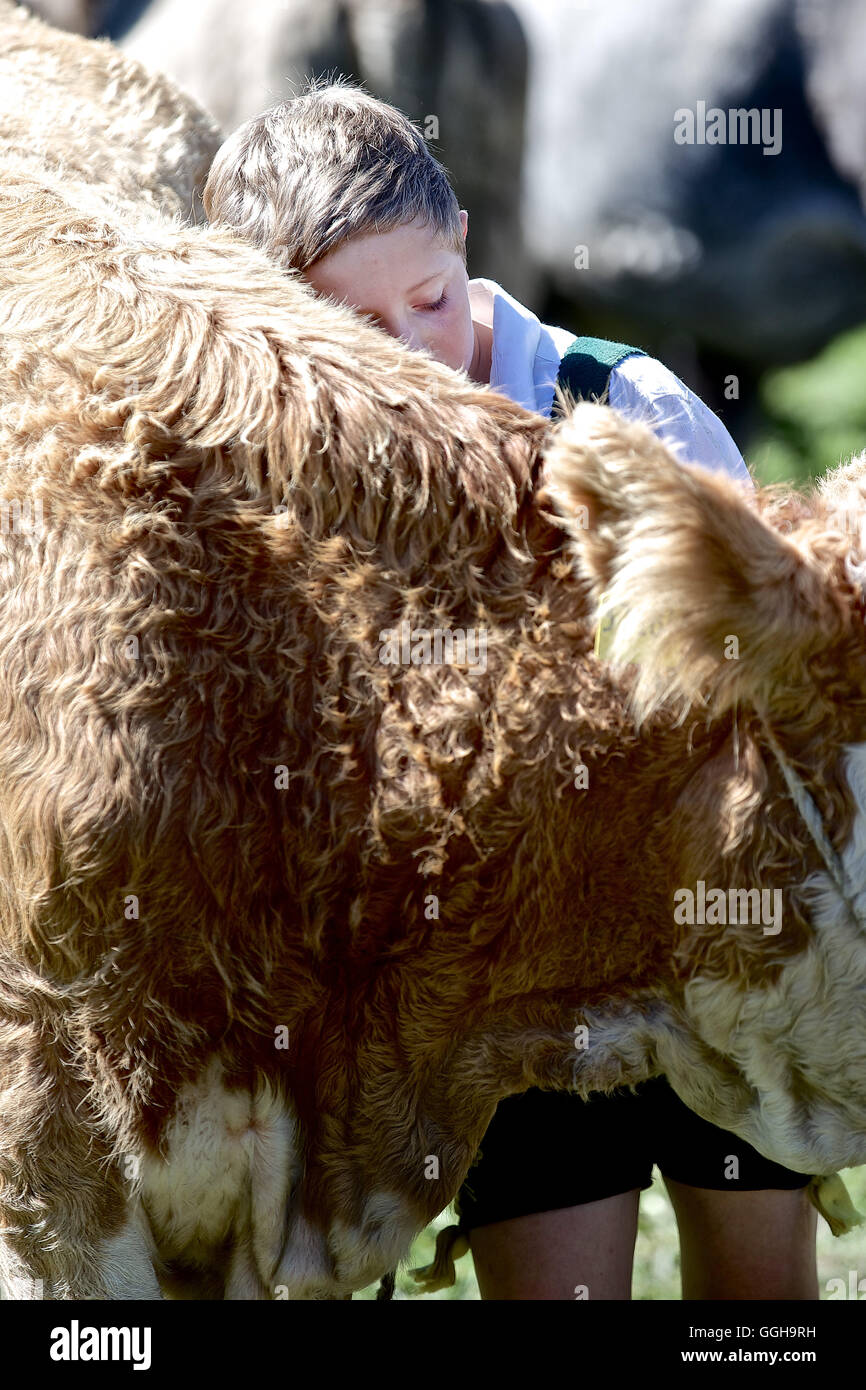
left=0, top=1022, right=161, bottom=1300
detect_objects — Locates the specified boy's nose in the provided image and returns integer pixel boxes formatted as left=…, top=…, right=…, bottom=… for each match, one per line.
left=384, top=321, right=417, bottom=351
left=399, top=328, right=427, bottom=353
left=367, top=311, right=424, bottom=353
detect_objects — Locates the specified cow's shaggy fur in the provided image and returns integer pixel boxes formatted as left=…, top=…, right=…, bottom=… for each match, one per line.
left=2, top=0, right=866, bottom=1301
left=0, top=0, right=220, bottom=222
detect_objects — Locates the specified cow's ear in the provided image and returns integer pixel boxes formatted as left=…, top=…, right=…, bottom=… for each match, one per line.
left=543, top=402, right=848, bottom=723
left=819, top=451, right=866, bottom=505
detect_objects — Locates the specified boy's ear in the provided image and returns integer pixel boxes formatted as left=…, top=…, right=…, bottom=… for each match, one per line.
left=459, top=210, right=468, bottom=239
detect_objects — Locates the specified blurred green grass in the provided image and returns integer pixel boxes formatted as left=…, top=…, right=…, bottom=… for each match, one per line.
left=358, top=319, right=866, bottom=1300
left=749, top=321, right=866, bottom=489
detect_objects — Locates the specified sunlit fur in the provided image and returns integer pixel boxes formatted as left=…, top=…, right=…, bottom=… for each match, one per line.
left=0, top=1, right=220, bottom=225
left=3, top=2, right=866, bottom=1302
left=546, top=402, right=866, bottom=1168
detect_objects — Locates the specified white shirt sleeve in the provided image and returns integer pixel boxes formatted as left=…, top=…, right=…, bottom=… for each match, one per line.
left=608, top=353, right=754, bottom=490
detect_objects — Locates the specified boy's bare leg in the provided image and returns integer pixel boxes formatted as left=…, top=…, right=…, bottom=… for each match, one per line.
left=468, top=1184, right=817, bottom=1300
left=467, top=1190, right=640, bottom=1300
left=664, top=1180, right=819, bottom=1300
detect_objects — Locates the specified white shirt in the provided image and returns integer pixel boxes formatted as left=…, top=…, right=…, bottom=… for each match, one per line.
left=469, top=276, right=752, bottom=489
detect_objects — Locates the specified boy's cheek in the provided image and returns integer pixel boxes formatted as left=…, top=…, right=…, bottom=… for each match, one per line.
left=439, top=307, right=477, bottom=375
left=417, top=324, right=464, bottom=373
left=405, top=297, right=474, bottom=373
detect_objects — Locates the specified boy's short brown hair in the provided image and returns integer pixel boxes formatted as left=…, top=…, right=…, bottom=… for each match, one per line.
left=203, top=76, right=465, bottom=273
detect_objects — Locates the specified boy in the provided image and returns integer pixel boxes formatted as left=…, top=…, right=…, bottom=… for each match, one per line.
left=202, top=79, right=818, bottom=1300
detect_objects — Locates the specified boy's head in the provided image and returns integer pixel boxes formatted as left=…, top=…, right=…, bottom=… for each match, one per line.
left=203, top=78, right=478, bottom=374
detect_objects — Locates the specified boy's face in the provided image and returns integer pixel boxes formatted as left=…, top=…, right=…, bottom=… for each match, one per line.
left=304, top=212, right=478, bottom=376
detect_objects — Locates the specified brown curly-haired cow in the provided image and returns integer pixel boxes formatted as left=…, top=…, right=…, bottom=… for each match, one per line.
left=1, top=0, right=865, bottom=1302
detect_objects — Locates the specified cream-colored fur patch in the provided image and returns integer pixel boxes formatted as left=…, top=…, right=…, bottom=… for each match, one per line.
left=671, top=741, right=866, bottom=1173
left=140, top=1057, right=298, bottom=1293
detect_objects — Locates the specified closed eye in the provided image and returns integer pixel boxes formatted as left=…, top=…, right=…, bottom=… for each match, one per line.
left=416, top=291, right=448, bottom=313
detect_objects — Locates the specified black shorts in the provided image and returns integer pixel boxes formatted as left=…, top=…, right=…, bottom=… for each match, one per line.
left=455, top=1076, right=812, bottom=1232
